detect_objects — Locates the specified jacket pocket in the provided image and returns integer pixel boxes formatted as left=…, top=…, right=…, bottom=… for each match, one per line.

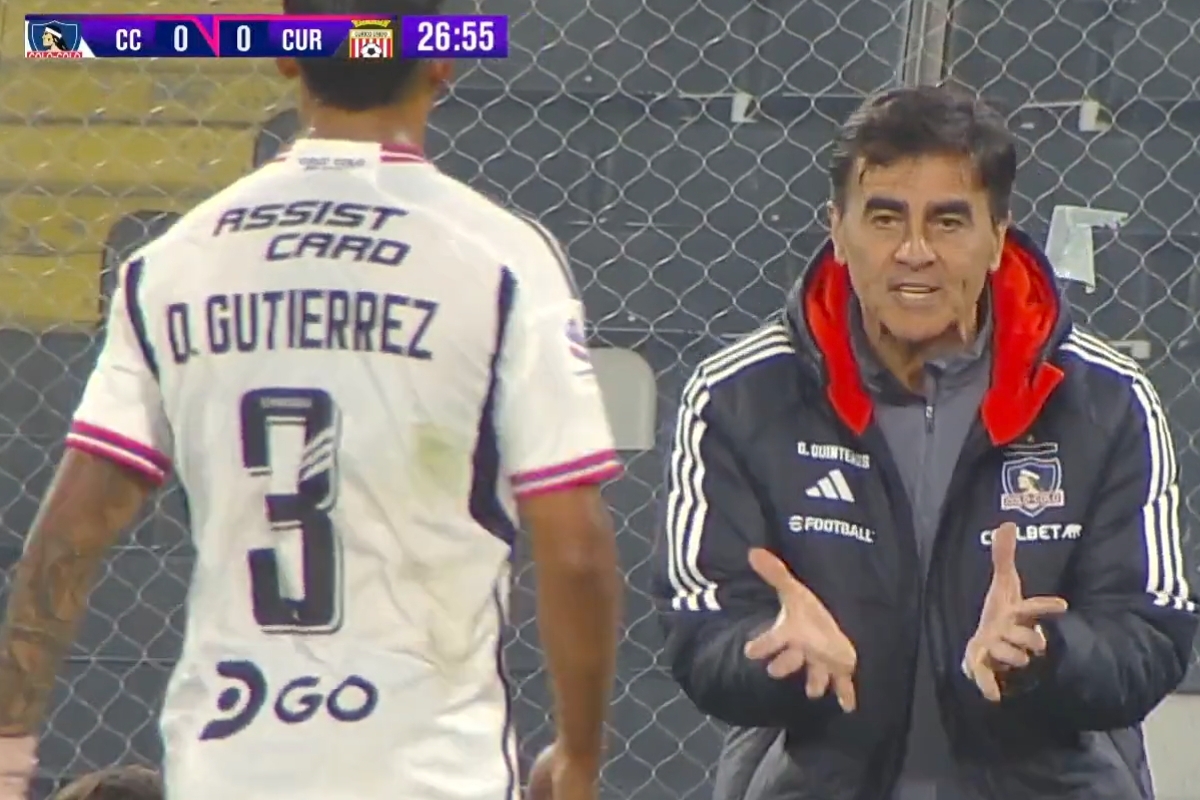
left=744, top=733, right=866, bottom=800
left=713, top=727, right=782, bottom=800
left=981, top=734, right=1146, bottom=800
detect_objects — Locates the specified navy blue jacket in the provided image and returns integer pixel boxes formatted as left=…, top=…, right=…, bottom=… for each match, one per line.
left=654, top=231, right=1199, bottom=799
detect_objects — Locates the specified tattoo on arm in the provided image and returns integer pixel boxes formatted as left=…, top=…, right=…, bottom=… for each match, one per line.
left=0, top=451, right=153, bottom=735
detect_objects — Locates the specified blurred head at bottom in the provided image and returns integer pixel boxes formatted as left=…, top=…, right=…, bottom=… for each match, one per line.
left=53, top=765, right=163, bottom=800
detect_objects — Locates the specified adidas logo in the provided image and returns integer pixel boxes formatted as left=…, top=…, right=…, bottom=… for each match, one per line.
left=805, top=469, right=855, bottom=503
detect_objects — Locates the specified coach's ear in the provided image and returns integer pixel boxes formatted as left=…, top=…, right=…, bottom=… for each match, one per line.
left=276, top=57, right=300, bottom=79
left=827, top=201, right=846, bottom=263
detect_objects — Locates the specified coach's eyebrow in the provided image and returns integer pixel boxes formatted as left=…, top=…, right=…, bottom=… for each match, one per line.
left=862, top=197, right=907, bottom=215
left=927, top=200, right=974, bottom=219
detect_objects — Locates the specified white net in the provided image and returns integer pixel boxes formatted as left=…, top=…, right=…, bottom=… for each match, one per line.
left=0, top=0, right=1198, bottom=797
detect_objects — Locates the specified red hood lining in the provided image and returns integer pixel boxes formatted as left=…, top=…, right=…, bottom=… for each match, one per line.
left=802, top=234, right=1065, bottom=445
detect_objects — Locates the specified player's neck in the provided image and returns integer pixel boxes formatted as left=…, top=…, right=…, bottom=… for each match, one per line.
left=303, top=104, right=427, bottom=151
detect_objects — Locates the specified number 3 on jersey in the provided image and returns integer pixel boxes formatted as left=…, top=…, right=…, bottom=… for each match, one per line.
left=240, top=388, right=342, bottom=634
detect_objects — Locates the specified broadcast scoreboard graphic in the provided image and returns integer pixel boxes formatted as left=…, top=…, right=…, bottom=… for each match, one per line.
left=348, top=19, right=393, bottom=59
left=23, top=13, right=508, bottom=59
left=25, top=19, right=91, bottom=58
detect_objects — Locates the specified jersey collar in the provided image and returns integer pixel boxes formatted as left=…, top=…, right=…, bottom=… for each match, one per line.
left=270, top=138, right=425, bottom=165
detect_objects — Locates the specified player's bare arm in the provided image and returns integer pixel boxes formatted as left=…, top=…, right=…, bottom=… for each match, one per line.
left=0, top=451, right=153, bottom=735
left=521, top=484, right=621, bottom=779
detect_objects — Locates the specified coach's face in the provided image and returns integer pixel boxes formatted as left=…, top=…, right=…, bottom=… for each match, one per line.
left=828, top=152, right=1008, bottom=346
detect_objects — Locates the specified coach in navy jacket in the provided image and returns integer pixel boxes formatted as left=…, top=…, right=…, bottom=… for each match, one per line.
left=654, top=86, right=1198, bottom=800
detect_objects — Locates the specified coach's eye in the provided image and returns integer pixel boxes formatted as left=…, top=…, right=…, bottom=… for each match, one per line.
left=935, top=216, right=966, bottom=231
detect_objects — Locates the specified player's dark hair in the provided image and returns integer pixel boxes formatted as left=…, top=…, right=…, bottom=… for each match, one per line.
left=282, top=0, right=443, bottom=112
left=53, top=765, right=163, bottom=800
left=829, top=85, right=1017, bottom=222
left=45, top=23, right=66, bottom=45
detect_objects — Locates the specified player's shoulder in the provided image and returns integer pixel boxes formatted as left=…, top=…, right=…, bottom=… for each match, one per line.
left=398, top=169, right=529, bottom=237
left=128, top=169, right=277, bottom=259
left=421, top=174, right=578, bottom=298
left=111, top=170, right=294, bottom=309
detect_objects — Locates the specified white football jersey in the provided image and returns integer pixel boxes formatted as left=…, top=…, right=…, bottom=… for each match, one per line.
left=66, top=139, right=621, bottom=800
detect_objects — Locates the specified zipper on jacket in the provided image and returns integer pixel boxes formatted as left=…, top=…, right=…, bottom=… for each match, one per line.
left=856, top=423, right=924, bottom=797
left=813, top=404, right=928, bottom=797
left=925, top=422, right=996, bottom=747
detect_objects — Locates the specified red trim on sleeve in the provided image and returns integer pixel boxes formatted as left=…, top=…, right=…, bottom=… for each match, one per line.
left=511, top=450, right=623, bottom=497
left=65, top=422, right=170, bottom=485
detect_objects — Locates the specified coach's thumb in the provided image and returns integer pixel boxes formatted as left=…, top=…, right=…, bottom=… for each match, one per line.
left=749, top=548, right=803, bottom=599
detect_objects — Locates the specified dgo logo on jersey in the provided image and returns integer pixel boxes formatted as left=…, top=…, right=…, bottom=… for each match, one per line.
left=199, top=660, right=378, bottom=741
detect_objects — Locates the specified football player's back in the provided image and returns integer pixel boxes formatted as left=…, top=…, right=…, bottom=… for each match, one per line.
left=0, top=2, right=622, bottom=800
left=138, top=141, right=541, bottom=798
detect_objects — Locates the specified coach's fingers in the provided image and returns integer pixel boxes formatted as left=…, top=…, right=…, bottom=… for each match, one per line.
left=970, top=662, right=1003, bottom=703
left=831, top=674, right=857, bottom=713
left=766, top=647, right=807, bottom=679
left=749, top=548, right=805, bottom=598
left=816, top=637, right=858, bottom=675
left=1000, top=623, right=1047, bottom=656
left=1012, top=596, right=1068, bottom=623
left=804, top=663, right=831, bottom=699
left=985, top=639, right=1030, bottom=669
left=744, top=626, right=789, bottom=661
left=749, top=549, right=827, bottom=614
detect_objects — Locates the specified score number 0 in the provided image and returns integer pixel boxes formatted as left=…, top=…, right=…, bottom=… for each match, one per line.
left=230, top=24, right=252, bottom=52
left=167, top=23, right=253, bottom=52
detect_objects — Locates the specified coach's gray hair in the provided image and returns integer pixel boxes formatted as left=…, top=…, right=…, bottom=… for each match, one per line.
left=828, top=84, right=1018, bottom=222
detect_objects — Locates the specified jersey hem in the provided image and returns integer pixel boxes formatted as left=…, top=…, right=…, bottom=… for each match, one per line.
left=510, top=451, right=622, bottom=497
left=65, top=421, right=170, bottom=485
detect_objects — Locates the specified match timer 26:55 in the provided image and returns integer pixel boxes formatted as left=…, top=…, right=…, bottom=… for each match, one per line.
left=400, top=15, right=507, bottom=58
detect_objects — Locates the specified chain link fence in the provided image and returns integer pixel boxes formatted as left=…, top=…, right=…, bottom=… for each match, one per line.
left=1, top=0, right=1198, bottom=797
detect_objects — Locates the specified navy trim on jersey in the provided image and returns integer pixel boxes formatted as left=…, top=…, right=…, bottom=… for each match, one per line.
left=469, top=266, right=519, bottom=544
left=522, top=215, right=581, bottom=300
left=492, top=585, right=517, bottom=800
left=123, top=257, right=159, bottom=380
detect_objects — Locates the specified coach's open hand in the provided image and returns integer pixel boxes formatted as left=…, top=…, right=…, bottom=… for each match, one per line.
left=743, top=548, right=857, bottom=712
left=964, top=522, right=1069, bottom=701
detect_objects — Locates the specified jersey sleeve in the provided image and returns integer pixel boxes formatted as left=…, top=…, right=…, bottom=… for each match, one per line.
left=65, top=258, right=173, bottom=485
left=495, top=256, right=622, bottom=498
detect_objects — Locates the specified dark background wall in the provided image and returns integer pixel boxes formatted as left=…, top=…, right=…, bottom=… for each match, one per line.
left=0, top=0, right=1198, bottom=797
